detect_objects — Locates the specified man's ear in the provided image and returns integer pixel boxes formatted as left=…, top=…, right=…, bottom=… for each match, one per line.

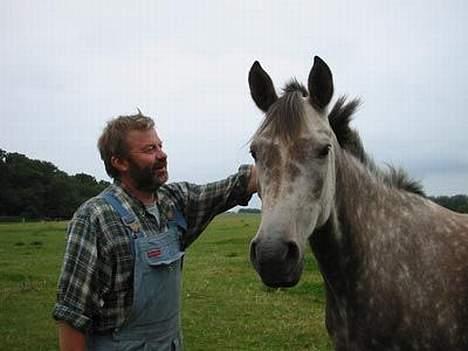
left=111, top=156, right=128, bottom=173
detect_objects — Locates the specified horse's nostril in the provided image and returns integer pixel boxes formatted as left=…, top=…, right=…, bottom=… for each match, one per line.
left=250, top=240, right=258, bottom=263
left=286, top=241, right=300, bottom=262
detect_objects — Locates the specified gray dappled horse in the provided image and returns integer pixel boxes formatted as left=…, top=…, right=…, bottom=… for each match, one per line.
left=248, top=56, right=468, bottom=350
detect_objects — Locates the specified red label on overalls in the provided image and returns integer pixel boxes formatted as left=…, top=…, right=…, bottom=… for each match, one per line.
left=147, top=248, right=162, bottom=258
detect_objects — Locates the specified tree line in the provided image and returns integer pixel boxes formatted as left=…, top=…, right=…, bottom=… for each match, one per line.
left=240, top=195, right=468, bottom=215
left=0, top=149, right=109, bottom=220
left=427, top=194, right=468, bottom=214
left=0, top=148, right=467, bottom=220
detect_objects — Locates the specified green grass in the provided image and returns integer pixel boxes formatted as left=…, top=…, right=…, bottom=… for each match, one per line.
left=0, top=214, right=331, bottom=350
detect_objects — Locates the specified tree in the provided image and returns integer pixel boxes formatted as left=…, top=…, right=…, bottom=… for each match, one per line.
left=0, top=149, right=109, bottom=219
left=429, top=195, right=468, bottom=214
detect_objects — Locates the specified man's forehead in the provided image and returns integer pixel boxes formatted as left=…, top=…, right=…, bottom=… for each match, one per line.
left=126, top=128, right=161, bottom=146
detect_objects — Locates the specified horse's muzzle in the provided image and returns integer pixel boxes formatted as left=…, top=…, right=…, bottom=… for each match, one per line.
left=250, top=236, right=304, bottom=287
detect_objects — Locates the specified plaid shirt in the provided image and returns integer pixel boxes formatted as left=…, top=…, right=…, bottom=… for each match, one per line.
left=53, top=165, right=253, bottom=333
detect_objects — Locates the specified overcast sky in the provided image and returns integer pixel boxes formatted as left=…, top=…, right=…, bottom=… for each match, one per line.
left=1, top=1, right=467, bottom=209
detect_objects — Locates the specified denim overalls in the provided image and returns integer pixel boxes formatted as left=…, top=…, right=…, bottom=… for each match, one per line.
left=88, top=192, right=187, bottom=351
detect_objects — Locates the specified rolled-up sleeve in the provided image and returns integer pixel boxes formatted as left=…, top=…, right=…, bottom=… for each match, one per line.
left=53, top=206, right=100, bottom=332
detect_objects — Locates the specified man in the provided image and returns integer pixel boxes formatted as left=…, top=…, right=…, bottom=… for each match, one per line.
left=53, top=111, right=257, bottom=351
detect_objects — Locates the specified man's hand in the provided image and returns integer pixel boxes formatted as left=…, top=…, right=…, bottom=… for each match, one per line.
left=58, top=322, right=86, bottom=351
left=247, top=165, right=257, bottom=195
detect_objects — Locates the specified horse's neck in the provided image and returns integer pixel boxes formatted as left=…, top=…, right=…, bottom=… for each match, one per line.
left=310, top=149, right=403, bottom=294
left=308, top=150, right=401, bottom=339
left=334, top=149, right=404, bottom=235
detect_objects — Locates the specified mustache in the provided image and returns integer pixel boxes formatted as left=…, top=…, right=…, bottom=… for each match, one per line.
left=152, top=160, right=167, bottom=171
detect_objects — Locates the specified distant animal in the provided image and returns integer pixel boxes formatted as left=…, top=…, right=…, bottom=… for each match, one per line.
left=247, top=56, right=468, bottom=350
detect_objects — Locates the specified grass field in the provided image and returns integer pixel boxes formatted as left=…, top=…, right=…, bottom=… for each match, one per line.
left=0, top=214, right=331, bottom=351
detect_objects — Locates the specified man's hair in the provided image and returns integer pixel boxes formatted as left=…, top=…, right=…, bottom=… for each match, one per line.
left=98, top=110, right=155, bottom=179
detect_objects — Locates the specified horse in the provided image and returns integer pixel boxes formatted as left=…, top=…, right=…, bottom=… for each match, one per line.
left=247, top=56, right=468, bottom=350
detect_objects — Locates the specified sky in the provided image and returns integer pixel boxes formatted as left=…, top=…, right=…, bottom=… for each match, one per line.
left=1, top=0, right=467, bottom=209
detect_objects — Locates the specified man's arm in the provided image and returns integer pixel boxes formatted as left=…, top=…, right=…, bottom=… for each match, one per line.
left=247, top=165, right=257, bottom=195
left=53, top=202, right=101, bottom=344
left=58, top=322, right=86, bottom=351
left=161, top=164, right=257, bottom=248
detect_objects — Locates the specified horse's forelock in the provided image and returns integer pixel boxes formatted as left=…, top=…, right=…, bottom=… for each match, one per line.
left=283, top=79, right=308, bottom=97
left=256, top=86, right=308, bottom=144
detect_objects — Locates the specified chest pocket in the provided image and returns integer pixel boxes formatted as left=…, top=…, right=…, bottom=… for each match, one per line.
left=140, top=223, right=185, bottom=267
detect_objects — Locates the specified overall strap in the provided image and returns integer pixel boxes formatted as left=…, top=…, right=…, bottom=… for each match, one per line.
left=102, top=192, right=142, bottom=255
left=172, top=208, right=187, bottom=232
left=170, top=208, right=188, bottom=257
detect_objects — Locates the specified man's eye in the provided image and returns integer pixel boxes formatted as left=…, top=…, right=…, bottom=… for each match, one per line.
left=144, top=146, right=156, bottom=153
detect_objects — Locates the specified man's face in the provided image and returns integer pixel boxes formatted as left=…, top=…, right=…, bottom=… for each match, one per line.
left=124, top=128, right=168, bottom=192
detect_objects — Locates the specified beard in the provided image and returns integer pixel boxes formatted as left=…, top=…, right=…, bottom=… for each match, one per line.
left=127, top=158, right=168, bottom=192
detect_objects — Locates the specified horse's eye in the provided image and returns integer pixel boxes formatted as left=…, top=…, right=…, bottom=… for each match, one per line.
left=318, top=144, right=332, bottom=158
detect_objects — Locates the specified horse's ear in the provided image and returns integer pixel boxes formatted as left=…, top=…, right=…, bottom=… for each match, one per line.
left=308, top=56, right=334, bottom=110
left=248, top=61, right=278, bottom=112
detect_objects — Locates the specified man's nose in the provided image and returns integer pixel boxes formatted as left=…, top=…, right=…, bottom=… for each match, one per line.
left=156, top=149, right=167, bottom=161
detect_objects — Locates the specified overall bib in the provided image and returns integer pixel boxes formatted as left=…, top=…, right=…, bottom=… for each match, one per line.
left=88, top=192, right=187, bottom=351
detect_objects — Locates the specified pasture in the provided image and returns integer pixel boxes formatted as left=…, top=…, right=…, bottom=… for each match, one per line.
left=0, top=214, right=331, bottom=350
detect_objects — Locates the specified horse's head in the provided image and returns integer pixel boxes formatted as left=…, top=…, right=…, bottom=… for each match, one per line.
left=249, top=56, right=336, bottom=287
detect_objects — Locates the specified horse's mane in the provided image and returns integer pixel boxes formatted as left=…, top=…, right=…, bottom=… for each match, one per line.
left=328, top=96, right=425, bottom=196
